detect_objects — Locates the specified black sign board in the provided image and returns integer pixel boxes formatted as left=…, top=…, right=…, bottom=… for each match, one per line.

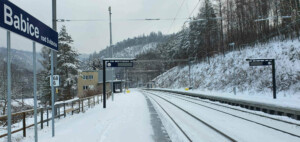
left=249, top=61, right=272, bottom=66
left=102, top=58, right=135, bottom=108
left=246, top=59, right=276, bottom=99
left=107, top=61, right=133, bottom=67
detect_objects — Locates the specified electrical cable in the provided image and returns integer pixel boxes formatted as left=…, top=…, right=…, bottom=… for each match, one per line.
left=56, top=18, right=189, bottom=22
left=188, top=0, right=201, bottom=18
left=167, top=0, right=187, bottom=34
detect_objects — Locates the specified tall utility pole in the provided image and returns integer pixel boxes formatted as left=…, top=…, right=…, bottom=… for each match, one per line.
left=108, top=6, right=114, bottom=101
left=52, top=0, right=57, bottom=137
left=52, top=0, right=58, bottom=102
left=109, top=6, right=112, bottom=48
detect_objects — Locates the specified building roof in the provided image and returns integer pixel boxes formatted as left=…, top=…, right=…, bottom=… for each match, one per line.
left=98, top=80, right=125, bottom=84
left=80, top=70, right=99, bottom=72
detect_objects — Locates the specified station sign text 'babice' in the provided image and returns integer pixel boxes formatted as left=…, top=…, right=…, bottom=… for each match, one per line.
left=0, top=0, right=58, bottom=50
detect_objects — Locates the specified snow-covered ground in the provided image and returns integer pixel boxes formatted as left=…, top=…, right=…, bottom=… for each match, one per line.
left=0, top=98, right=39, bottom=115
left=154, top=39, right=300, bottom=108
left=14, top=90, right=155, bottom=142
left=145, top=90, right=300, bottom=142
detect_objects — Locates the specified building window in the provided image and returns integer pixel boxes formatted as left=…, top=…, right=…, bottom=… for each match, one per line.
left=83, top=86, right=88, bottom=90
left=83, top=75, right=93, bottom=80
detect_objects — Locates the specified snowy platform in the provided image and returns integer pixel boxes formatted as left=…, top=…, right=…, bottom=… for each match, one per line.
left=19, top=89, right=169, bottom=142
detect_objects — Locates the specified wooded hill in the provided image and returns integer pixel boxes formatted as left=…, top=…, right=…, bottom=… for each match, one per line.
left=86, top=0, right=300, bottom=86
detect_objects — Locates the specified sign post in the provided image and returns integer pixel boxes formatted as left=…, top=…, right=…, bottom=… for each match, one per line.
left=102, top=58, right=135, bottom=108
left=6, top=26, right=12, bottom=142
left=0, top=1, right=58, bottom=141
left=32, top=41, right=37, bottom=142
left=246, top=59, right=276, bottom=99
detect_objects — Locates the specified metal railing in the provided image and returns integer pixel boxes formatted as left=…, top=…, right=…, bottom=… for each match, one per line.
left=0, top=91, right=111, bottom=138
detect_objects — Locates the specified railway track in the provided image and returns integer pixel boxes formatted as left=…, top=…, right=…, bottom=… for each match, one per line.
left=143, top=90, right=300, bottom=142
left=154, top=91, right=300, bottom=127
left=143, top=91, right=237, bottom=142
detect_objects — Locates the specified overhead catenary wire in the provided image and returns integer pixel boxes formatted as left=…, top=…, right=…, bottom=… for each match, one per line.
left=56, top=18, right=189, bottom=22
left=167, top=0, right=188, bottom=34
left=188, top=0, right=201, bottom=18
left=134, top=59, right=189, bottom=63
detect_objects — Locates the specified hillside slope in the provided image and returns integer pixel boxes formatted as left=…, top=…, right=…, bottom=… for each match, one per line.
left=0, top=47, right=43, bottom=71
left=154, top=40, right=300, bottom=97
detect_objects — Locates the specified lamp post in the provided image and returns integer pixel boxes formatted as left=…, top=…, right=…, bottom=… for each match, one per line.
left=108, top=6, right=114, bottom=101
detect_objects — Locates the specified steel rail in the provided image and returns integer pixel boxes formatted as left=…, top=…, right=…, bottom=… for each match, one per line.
left=151, top=90, right=300, bottom=139
left=144, top=91, right=237, bottom=142
left=144, top=94, right=192, bottom=142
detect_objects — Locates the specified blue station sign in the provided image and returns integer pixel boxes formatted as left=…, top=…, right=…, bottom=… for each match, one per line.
left=0, top=0, right=58, bottom=50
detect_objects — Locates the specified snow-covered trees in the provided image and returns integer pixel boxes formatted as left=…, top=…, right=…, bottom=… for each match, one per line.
left=0, top=61, right=7, bottom=115
left=57, top=26, right=80, bottom=100
left=189, top=0, right=219, bottom=62
left=39, top=26, right=79, bottom=103
left=81, top=32, right=169, bottom=71
left=39, top=47, right=51, bottom=105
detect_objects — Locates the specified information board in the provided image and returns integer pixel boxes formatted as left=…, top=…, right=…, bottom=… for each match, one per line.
left=107, top=62, right=133, bottom=67
left=249, top=61, right=272, bottom=66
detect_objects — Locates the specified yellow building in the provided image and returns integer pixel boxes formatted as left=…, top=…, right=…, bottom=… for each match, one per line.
left=77, top=70, right=112, bottom=97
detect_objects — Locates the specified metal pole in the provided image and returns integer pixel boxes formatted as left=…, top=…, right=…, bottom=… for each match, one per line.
left=52, top=0, right=57, bottom=137
left=52, top=0, right=58, bottom=115
left=124, top=68, right=126, bottom=94
left=109, top=6, right=114, bottom=101
left=188, top=58, right=191, bottom=88
left=272, top=60, right=276, bottom=99
left=6, top=30, right=12, bottom=142
left=52, top=0, right=57, bottom=43
left=33, top=42, right=38, bottom=142
left=109, top=7, right=112, bottom=47
left=50, top=51, right=55, bottom=137
left=233, top=43, right=236, bottom=95
left=127, top=69, right=129, bottom=89
left=103, top=60, right=106, bottom=108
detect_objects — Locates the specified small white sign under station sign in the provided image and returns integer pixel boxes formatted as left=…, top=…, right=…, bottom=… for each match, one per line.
left=50, top=75, right=59, bottom=87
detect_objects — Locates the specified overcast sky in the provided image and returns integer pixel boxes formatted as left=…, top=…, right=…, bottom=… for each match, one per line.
left=0, top=0, right=202, bottom=54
